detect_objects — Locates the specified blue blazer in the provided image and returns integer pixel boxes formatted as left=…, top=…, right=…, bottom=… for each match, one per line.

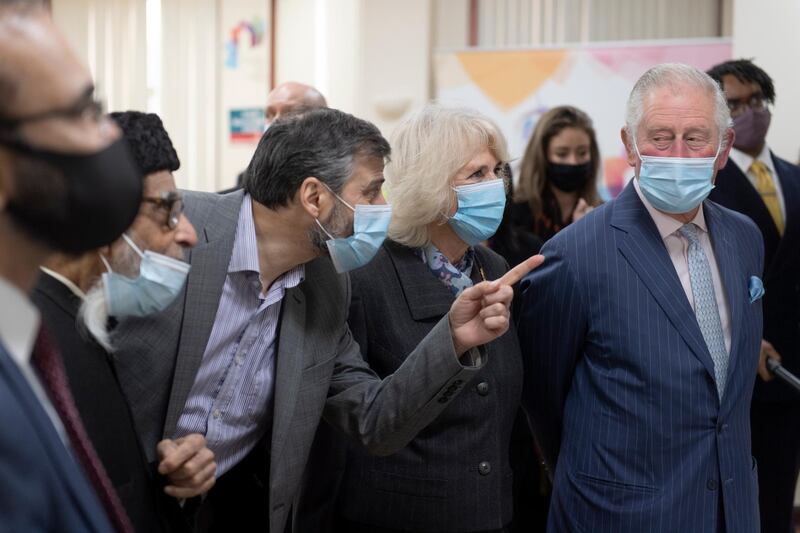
left=0, top=342, right=112, bottom=532
left=518, top=182, right=764, bottom=533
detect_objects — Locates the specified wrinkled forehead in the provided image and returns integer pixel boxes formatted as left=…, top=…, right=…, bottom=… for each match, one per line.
left=640, top=85, right=717, bottom=133
left=0, top=10, right=93, bottom=116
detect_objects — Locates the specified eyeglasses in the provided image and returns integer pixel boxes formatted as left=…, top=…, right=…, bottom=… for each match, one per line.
left=0, top=93, right=105, bottom=132
left=142, top=191, right=185, bottom=230
left=726, top=94, right=770, bottom=118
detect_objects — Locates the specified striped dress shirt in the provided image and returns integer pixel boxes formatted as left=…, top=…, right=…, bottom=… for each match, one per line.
left=174, top=194, right=304, bottom=475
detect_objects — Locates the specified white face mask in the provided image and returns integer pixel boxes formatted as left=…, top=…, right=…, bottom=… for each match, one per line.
left=634, top=138, right=721, bottom=214
left=100, top=234, right=190, bottom=318
left=314, top=184, right=392, bottom=273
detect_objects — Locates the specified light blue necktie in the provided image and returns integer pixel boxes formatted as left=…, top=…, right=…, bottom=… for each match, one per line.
left=678, top=223, right=729, bottom=398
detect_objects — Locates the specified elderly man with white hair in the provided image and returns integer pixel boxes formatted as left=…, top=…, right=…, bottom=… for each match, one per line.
left=518, top=63, right=765, bottom=533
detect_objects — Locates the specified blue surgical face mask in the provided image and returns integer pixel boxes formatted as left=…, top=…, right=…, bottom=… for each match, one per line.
left=634, top=138, right=721, bottom=214
left=315, top=187, right=392, bottom=273
left=446, top=178, right=506, bottom=245
left=101, top=234, right=190, bottom=317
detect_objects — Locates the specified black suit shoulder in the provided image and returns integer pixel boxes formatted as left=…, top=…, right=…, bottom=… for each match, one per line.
left=31, top=273, right=184, bottom=533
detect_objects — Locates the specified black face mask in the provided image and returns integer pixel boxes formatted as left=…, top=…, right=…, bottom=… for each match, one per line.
left=547, top=161, right=592, bottom=193
left=0, top=136, right=143, bottom=254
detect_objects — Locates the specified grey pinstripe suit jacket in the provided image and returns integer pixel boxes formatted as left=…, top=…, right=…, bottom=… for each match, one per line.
left=112, top=190, right=483, bottom=533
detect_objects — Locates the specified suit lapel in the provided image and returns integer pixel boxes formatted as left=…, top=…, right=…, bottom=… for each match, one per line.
left=35, top=273, right=81, bottom=319
left=704, top=202, right=745, bottom=408
left=270, top=282, right=307, bottom=468
left=769, top=155, right=800, bottom=275
left=611, top=183, right=718, bottom=384
left=723, top=161, right=779, bottom=241
left=163, top=192, right=243, bottom=436
left=386, top=242, right=454, bottom=321
left=0, top=345, right=106, bottom=529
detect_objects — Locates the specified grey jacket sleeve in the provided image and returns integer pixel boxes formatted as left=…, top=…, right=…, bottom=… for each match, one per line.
left=322, top=314, right=485, bottom=456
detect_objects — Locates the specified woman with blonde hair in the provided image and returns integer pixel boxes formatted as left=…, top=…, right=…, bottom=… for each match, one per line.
left=511, top=105, right=602, bottom=244
left=317, top=103, right=541, bottom=533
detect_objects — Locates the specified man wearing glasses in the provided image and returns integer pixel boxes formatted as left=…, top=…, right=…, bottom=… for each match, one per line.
left=32, top=111, right=214, bottom=533
left=708, top=59, right=800, bottom=533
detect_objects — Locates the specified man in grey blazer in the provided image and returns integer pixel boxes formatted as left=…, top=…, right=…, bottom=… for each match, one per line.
left=113, top=108, right=537, bottom=533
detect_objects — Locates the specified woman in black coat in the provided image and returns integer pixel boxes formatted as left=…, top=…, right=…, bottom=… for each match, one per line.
left=318, top=104, right=542, bottom=533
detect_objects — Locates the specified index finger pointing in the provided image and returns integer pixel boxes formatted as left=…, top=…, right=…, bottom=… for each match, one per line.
left=497, top=254, right=544, bottom=286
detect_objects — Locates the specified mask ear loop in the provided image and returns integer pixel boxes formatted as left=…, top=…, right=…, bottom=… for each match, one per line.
left=713, top=140, right=722, bottom=162
left=320, top=182, right=356, bottom=212
left=437, top=184, right=461, bottom=225
left=631, top=134, right=644, bottom=162
left=122, top=233, right=145, bottom=258
left=314, top=218, right=336, bottom=240
left=98, top=253, right=113, bottom=273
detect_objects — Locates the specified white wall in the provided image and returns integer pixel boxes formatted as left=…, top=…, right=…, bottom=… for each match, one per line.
left=274, top=0, right=431, bottom=140
left=733, top=0, right=800, bottom=163
left=358, top=0, right=431, bottom=137
left=52, top=0, right=147, bottom=113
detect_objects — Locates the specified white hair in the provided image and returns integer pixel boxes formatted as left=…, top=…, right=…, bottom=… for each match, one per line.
left=625, top=63, right=731, bottom=147
left=386, top=103, right=510, bottom=248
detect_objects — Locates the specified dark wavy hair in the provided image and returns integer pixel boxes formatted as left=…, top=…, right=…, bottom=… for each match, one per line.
left=109, top=111, right=180, bottom=177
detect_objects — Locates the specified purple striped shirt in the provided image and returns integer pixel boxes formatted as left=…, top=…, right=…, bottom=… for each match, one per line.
left=174, top=194, right=304, bottom=475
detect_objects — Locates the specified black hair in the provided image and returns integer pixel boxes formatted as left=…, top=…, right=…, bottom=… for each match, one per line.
left=244, top=107, right=390, bottom=209
left=707, top=59, right=776, bottom=103
left=109, top=111, right=180, bottom=177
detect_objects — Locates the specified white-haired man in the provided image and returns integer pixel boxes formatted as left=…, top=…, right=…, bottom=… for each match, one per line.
left=519, top=63, right=764, bottom=532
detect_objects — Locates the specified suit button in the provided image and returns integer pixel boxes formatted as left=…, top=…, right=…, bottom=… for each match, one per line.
left=707, top=479, right=717, bottom=491
left=478, top=461, right=491, bottom=475
left=476, top=381, right=490, bottom=396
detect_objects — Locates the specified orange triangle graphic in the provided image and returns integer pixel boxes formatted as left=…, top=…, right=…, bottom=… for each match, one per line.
left=457, top=50, right=566, bottom=110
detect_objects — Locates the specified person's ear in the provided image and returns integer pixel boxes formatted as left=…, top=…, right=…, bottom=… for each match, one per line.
left=297, top=177, right=333, bottom=220
left=717, top=128, right=735, bottom=171
left=621, top=128, right=637, bottom=167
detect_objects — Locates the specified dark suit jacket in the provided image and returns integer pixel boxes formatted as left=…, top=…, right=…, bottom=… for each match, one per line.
left=31, top=272, right=187, bottom=533
left=112, top=190, right=486, bottom=533
left=709, top=154, right=800, bottom=405
left=308, top=242, right=527, bottom=531
left=519, top=182, right=764, bottom=532
left=0, top=341, right=112, bottom=532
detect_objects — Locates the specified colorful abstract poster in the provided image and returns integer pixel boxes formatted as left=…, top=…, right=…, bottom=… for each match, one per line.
left=434, top=40, right=731, bottom=198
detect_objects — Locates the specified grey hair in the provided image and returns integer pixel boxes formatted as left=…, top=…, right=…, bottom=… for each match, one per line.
left=625, top=63, right=731, bottom=147
left=244, top=108, right=390, bottom=209
left=386, top=103, right=510, bottom=248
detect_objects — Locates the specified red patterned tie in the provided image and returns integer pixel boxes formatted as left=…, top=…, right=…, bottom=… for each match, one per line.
left=31, top=327, right=134, bottom=533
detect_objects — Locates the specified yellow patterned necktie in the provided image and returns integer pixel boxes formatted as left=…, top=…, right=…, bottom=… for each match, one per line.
left=750, top=160, right=785, bottom=235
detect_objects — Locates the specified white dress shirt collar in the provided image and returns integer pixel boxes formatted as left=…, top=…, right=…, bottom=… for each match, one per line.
left=632, top=178, right=709, bottom=240
left=0, top=277, right=40, bottom=366
left=728, top=143, right=775, bottom=176
left=39, top=267, right=86, bottom=299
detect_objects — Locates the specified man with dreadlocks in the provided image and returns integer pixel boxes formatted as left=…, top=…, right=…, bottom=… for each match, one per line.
left=707, top=59, right=800, bottom=533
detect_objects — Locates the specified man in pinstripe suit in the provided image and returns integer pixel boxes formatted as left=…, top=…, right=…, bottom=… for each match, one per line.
left=518, top=64, right=765, bottom=533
